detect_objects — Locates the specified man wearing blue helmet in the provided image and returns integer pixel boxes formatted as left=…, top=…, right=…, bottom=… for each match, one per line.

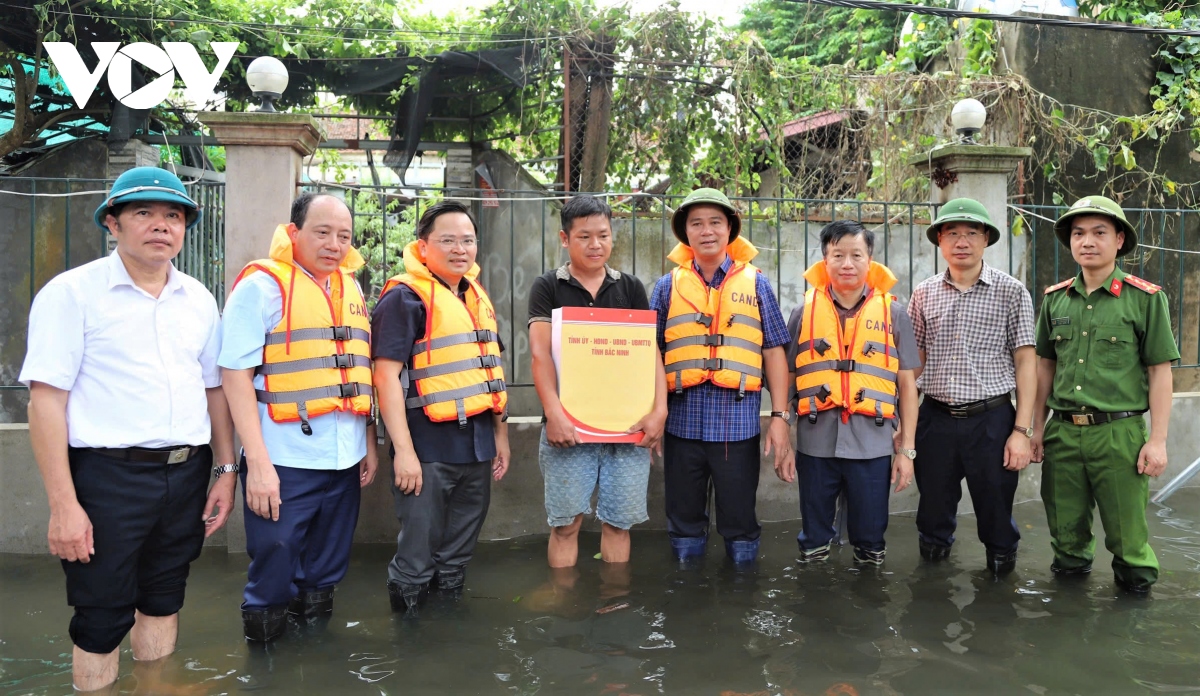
left=20, top=167, right=237, bottom=691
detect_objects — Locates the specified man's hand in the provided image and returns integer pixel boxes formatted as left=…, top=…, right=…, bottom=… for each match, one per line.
left=1031, top=427, right=1045, bottom=464
left=628, top=408, right=667, bottom=457
left=360, top=447, right=378, bottom=488
left=1137, top=439, right=1168, bottom=477
left=394, top=448, right=423, bottom=495
left=892, top=454, right=914, bottom=493
left=202, top=474, right=236, bottom=537
left=48, top=500, right=93, bottom=563
left=493, top=431, right=511, bottom=481
left=245, top=455, right=282, bottom=521
left=1003, top=431, right=1033, bottom=472
left=545, top=410, right=580, bottom=448
left=763, top=418, right=795, bottom=483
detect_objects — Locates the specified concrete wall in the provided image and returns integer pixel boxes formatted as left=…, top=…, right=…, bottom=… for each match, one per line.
left=0, top=139, right=110, bottom=423
left=4, top=395, right=1200, bottom=554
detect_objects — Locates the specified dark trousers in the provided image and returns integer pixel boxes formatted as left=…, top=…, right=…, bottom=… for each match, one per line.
left=64, top=446, right=210, bottom=654
left=663, top=433, right=761, bottom=542
left=797, top=453, right=892, bottom=553
left=914, top=399, right=1020, bottom=555
left=241, top=462, right=361, bottom=610
left=389, top=460, right=491, bottom=586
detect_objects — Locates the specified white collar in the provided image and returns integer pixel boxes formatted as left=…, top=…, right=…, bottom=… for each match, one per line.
left=106, top=249, right=183, bottom=295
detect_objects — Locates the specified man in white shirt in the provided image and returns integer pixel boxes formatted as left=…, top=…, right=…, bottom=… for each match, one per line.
left=20, top=167, right=237, bottom=692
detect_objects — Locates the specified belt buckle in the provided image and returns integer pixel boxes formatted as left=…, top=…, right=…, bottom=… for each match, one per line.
left=1071, top=413, right=1094, bottom=426
left=948, top=408, right=969, bottom=419
left=167, top=447, right=191, bottom=464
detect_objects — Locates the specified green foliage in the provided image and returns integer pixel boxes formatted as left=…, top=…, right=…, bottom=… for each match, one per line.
left=737, top=0, right=901, bottom=68
left=879, top=16, right=954, bottom=74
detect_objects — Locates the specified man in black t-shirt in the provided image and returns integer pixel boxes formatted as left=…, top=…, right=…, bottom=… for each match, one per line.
left=528, top=195, right=667, bottom=569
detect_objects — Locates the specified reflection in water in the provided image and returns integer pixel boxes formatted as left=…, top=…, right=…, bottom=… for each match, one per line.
left=2, top=490, right=1200, bottom=695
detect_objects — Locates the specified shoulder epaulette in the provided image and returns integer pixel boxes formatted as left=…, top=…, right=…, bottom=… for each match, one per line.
left=1043, top=278, right=1073, bottom=295
left=1122, top=274, right=1161, bottom=294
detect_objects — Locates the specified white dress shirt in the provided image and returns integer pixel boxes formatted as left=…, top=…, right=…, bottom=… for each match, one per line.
left=19, top=251, right=222, bottom=448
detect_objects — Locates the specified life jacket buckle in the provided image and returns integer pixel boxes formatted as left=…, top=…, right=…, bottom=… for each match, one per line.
left=338, top=382, right=361, bottom=398
left=334, top=353, right=353, bottom=369
left=331, top=325, right=351, bottom=341
left=834, top=359, right=855, bottom=372
left=814, top=338, right=831, bottom=356
left=478, top=355, right=502, bottom=369
left=484, top=378, right=506, bottom=393
left=702, top=358, right=724, bottom=371
left=854, top=387, right=866, bottom=403
left=704, top=334, right=724, bottom=347
left=693, top=313, right=714, bottom=328
left=472, top=329, right=494, bottom=343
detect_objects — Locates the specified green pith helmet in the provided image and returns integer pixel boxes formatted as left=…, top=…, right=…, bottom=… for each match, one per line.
left=927, top=198, right=1000, bottom=246
left=1054, top=195, right=1137, bottom=257
left=671, top=187, right=742, bottom=245
left=93, top=166, right=201, bottom=231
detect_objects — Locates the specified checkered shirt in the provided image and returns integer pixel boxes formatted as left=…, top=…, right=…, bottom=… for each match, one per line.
left=908, top=263, right=1035, bottom=405
left=650, top=256, right=790, bottom=442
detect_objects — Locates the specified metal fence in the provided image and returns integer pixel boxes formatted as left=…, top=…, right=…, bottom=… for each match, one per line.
left=4, top=181, right=1198, bottom=399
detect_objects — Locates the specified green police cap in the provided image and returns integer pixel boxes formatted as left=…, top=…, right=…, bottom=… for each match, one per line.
left=926, top=198, right=1000, bottom=246
left=671, top=187, right=742, bottom=245
left=93, top=166, right=201, bottom=231
left=1054, top=195, right=1137, bottom=257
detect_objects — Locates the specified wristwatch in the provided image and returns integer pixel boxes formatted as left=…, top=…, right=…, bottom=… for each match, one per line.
left=897, top=448, right=917, bottom=460
left=770, top=410, right=793, bottom=424
left=213, top=463, right=240, bottom=477
left=1013, top=425, right=1034, bottom=438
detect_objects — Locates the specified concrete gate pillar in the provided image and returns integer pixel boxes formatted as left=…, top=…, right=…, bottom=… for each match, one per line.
left=197, top=112, right=322, bottom=554
left=197, top=112, right=322, bottom=295
left=910, top=144, right=1032, bottom=278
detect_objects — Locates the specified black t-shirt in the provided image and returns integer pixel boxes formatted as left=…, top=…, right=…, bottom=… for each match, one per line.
left=371, top=279, right=504, bottom=465
left=526, top=264, right=650, bottom=325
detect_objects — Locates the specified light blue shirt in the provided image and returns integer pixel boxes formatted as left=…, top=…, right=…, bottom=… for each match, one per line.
left=218, top=270, right=367, bottom=471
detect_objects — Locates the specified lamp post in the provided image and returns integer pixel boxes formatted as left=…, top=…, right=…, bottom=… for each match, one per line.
left=950, top=98, right=987, bottom=143
left=245, top=56, right=289, bottom=112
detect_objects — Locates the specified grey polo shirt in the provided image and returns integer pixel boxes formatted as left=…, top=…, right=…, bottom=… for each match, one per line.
left=786, top=290, right=920, bottom=460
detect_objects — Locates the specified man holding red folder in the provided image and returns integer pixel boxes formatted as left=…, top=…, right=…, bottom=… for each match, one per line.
left=528, top=195, right=668, bottom=568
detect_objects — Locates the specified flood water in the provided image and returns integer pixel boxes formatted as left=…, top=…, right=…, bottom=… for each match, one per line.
left=3, top=490, right=1200, bottom=696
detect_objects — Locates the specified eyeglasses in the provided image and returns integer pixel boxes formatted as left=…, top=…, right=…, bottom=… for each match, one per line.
left=941, top=230, right=985, bottom=241
left=429, top=237, right=477, bottom=249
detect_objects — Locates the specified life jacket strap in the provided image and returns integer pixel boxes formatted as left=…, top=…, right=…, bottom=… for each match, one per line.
left=413, top=329, right=500, bottom=354
left=264, top=326, right=370, bottom=345
left=665, top=312, right=714, bottom=330
left=795, top=360, right=896, bottom=381
left=406, top=354, right=503, bottom=381
left=795, top=338, right=831, bottom=356
left=664, top=334, right=761, bottom=353
left=256, top=382, right=373, bottom=405
left=663, top=358, right=763, bottom=379
left=404, top=379, right=506, bottom=411
left=256, top=353, right=371, bottom=375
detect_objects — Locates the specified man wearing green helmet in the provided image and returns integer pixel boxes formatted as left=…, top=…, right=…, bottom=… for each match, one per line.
left=20, top=167, right=237, bottom=690
left=1032, top=195, right=1179, bottom=594
left=907, top=198, right=1036, bottom=576
left=649, top=187, right=794, bottom=566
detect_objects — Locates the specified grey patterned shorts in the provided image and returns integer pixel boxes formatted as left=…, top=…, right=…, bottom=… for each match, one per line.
left=538, top=427, right=651, bottom=530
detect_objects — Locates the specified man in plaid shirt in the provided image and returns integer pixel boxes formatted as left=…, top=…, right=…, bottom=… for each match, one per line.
left=907, top=198, right=1036, bottom=576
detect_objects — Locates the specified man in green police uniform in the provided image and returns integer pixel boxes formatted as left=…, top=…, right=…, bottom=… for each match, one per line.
left=1031, top=195, right=1179, bottom=595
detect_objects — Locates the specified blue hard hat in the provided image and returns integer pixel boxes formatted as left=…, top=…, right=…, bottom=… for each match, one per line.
left=93, top=167, right=202, bottom=231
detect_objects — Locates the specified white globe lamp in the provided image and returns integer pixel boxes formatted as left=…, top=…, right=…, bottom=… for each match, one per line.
left=246, top=56, right=289, bottom=113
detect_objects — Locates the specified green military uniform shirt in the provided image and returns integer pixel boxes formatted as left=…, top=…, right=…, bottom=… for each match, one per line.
left=1035, top=267, right=1180, bottom=413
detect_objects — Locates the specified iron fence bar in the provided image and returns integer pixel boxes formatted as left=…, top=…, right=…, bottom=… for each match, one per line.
left=29, top=179, right=36, bottom=310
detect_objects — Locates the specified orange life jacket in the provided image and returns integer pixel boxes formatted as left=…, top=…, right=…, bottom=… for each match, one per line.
left=794, top=260, right=900, bottom=425
left=663, top=237, right=764, bottom=398
left=379, top=240, right=506, bottom=426
left=234, top=224, right=372, bottom=435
